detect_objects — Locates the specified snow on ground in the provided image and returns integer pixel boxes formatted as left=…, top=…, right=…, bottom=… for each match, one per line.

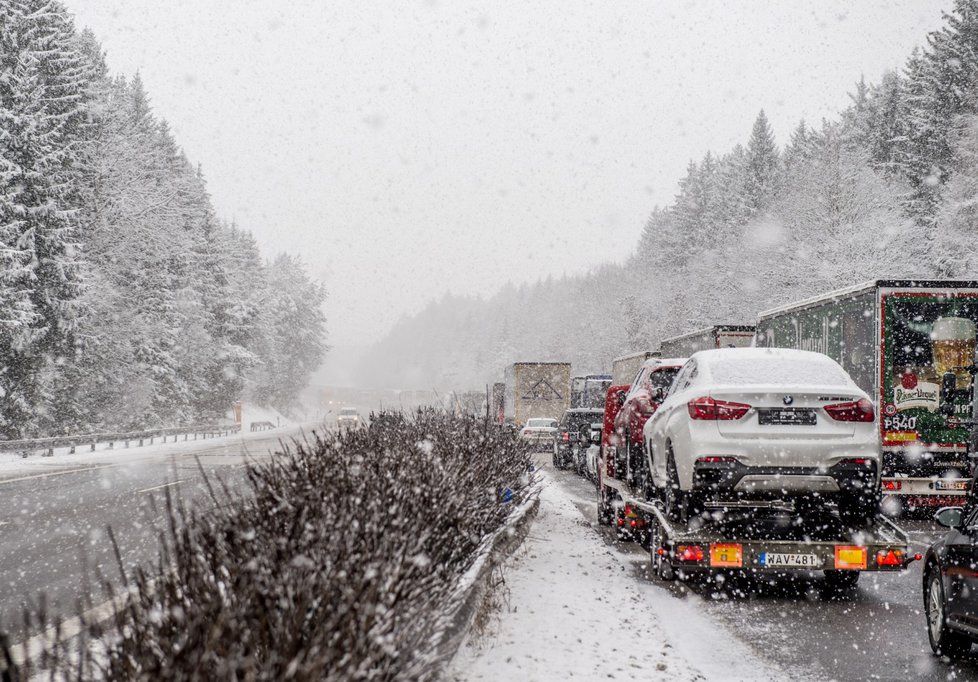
left=450, top=473, right=785, bottom=681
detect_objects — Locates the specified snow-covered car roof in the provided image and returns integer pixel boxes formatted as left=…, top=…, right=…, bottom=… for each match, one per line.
left=689, top=347, right=856, bottom=389
left=640, top=357, right=687, bottom=370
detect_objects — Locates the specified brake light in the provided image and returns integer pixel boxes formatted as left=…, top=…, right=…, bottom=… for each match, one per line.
left=562, top=432, right=570, bottom=442
left=882, top=480, right=903, bottom=491
left=676, top=544, right=705, bottom=563
left=687, top=397, right=751, bottom=420
left=836, top=457, right=873, bottom=466
left=696, top=456, right=740, bottom=464
left=875, top=549, right=904, bottom=567
left=824, top=398, right=874, bottom=422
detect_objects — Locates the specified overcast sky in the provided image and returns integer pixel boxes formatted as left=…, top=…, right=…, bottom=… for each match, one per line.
left=67, top=0, right=949, bottom=352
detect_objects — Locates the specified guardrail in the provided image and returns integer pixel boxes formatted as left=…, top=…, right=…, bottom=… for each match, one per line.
left=0, top=423, right=243, bottom=457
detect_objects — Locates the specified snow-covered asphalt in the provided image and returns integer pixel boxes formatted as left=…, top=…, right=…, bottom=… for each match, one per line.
left=0, top=426, right=310, bottom=641
left=455, top=459, right=978, bottom=681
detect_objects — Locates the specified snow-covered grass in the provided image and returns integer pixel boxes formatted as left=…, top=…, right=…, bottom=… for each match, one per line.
left=451, top=473, right=783, bottom=681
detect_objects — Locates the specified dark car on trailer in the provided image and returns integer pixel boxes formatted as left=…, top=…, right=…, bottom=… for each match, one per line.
left=553, top=407, right=604, bottom=473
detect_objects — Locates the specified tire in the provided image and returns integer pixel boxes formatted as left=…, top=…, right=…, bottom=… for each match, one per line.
left=838, top=491, right=880, bottom=527
left=597, top=487, right=614, bottom=526
left=664, top=446, right=686, bottom=523
left=925, top=567, right=972, bottom=658
left=823, top=570, right=860, bottom=593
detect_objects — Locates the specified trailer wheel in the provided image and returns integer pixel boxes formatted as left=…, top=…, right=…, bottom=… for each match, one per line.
left=597, top=487, right=614, bottom=526
left=823, top=570, right=860, bottom=594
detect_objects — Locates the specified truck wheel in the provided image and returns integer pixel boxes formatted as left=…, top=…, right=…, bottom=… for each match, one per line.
left=926, top=567, right=972, bottom=657
left=823, top=570, right=860, bottom=594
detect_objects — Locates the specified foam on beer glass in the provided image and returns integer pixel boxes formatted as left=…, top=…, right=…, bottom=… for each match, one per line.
left=931, top=316, right=977, bottom=389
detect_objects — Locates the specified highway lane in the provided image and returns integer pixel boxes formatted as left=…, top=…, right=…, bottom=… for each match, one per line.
left=0, top=426, right=312, bottom=640
left=545, top=460, right=978, bottom=681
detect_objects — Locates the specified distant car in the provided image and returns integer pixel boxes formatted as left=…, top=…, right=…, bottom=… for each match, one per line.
left=553, top=408, right=603, bottom=470
left=644, top=348, right=879, bottom=523
left=923, top=504, right=978, bottom=657
left=337, top=407, right=363, bottom=430
left=520, top=417, right=558, bottom=450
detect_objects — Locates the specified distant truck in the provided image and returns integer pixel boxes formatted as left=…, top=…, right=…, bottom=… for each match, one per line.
left=658, top=325, right=755, bottom=357
left=755, top=280, right=978, bottom=507
left=504, top=362, right=571, bottom=427
left=570, top=374, right=613, bottom=409
left=611, top=350, right=660, bottom=386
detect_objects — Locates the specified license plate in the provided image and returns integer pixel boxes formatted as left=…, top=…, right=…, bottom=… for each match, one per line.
left=759, top=552, right=820, bottom=568
left=934, top=479, right=970, bottom=491
left=758, top=409, right=816, bottom=426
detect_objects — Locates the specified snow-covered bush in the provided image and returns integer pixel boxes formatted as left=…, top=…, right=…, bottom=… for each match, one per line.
left=6, top=410, right=530, bottom=680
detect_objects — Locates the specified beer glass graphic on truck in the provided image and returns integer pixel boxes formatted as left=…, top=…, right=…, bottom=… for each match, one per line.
left=931, top=316, right=977, bottom=390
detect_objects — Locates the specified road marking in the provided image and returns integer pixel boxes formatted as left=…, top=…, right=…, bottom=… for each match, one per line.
left=136, top=480, right=184, bottom=494
left=0, top=464, right=120, bottom=486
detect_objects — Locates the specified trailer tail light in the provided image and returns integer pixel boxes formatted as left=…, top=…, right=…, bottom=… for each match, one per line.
left=834, top=545, right=867, bottom=570
left=824, top=398, right=875, bottom=422
left=562, top=432, right=570, bottom=442
left=875, top=549, right=904, bottom=567
left=882, top=480, right=902, bottom=491
left=709, top=543, right=743, bottom=568
left=687, top=397, right=751, bottom=420
left=676, top=544, right=705, bottom=563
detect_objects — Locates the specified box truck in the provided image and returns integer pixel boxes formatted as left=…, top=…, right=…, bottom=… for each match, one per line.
left=503, top=362, right=571, bottom=427
left=658, top=325, right=755, bottom=358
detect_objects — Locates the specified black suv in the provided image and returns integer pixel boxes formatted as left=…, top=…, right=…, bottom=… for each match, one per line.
left=553, top=408, right=603, bottom=473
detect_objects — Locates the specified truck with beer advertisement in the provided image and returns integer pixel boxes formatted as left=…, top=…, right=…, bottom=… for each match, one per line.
left=755, top=280, right=978, bottom=507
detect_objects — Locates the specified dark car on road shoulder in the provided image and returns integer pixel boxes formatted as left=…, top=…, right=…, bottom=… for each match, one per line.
left=924, top=503, right=978, bottom=657
left=553, top=408, right=603, bottom=472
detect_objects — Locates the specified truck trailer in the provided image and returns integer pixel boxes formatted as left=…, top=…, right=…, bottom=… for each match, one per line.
left=755, top=280, right=978, bottom=507
left=611, top=350, right=660, bottom=386
left=503, top=362, right=571, bottom=427
left=658, top=325, right=755, bottom=358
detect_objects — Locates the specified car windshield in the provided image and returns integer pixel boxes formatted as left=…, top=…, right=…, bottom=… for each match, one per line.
left=709, top=357, right=851, bottom=387
left=339, top=408, right=358, bottom=416
left=526, top=419, right=556, bottom=428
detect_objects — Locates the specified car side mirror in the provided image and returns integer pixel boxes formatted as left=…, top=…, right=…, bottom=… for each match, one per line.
left=616, top=390, right=627, bottom=407
left=941, top=372, right=957, bottom=416
left=651, top=387, right=667, bottom=402
left=935, top=506, right=964, bottom=529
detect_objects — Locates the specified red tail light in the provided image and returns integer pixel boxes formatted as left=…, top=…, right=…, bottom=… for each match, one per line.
left=824, top=398, right=874, bottom=422
left=837, top=457, right=872, bottom=466
left=676, top=544, right=705, bottom=563
left=696, top=456, right=740, bottom=464
left=562, top=432, right=570, bottom=442
left=687, top=396, right=751, bottom=420
left=882, top=480, right=902, bottom=491
left=875, top=549, right=904, bottom=567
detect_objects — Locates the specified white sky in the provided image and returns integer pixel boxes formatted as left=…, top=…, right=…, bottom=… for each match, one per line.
left=66, top=0, right=950, bottom=349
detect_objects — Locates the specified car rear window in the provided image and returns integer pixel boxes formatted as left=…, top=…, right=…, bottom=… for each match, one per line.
left=708, top=356, right=851, bottom=387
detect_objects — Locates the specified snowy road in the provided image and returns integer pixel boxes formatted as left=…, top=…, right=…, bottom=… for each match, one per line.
left=0, top=426, right=310, bottom=641
left=457, top=459, right=978, bottom=681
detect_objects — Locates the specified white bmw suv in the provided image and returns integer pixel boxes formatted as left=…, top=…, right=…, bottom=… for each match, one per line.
left=643, top=348, right=879, bottom=522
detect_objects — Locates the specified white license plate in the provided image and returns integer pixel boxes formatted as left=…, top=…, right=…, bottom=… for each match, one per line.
left=934, top=480, right=969, bottom=491
left=759, top=552, right=821, bottom=568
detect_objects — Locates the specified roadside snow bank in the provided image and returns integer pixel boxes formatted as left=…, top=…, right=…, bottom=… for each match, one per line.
left=450, top=474, right=782, bottom=681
